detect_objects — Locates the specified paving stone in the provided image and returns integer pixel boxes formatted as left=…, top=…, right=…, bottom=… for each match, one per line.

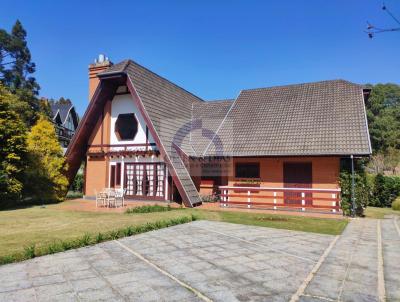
left=36, top=291, right=78, bottom=302
left=0, top=288, right=36, bottom=302
left=71, top=277, right=108, bottom=292
left=76, top=287, right=121, bottom=301
left=381, top=217, right=400, bottom=301
left=1, top=219, right=398, bottom=301
left=34, top=282, right=74, bottom=297
left=30, top=272, right=66, bottom=286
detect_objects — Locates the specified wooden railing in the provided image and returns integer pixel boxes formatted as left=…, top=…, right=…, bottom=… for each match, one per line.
left=219, top=185, right=341, bottom=213
left=87, top=143, right=158, bottom=156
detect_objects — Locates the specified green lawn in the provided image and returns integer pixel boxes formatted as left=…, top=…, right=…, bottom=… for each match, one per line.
left=214, top=211, right=348, bottom=235
left=364, top=206, right=400, bottom=219
left=0, top=201, right=348, bottom=258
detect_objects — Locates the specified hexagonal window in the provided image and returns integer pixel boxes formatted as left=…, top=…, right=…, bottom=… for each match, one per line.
left=115, top=113, right=138, bottom=140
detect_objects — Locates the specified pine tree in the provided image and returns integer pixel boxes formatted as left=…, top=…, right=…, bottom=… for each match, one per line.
left=0, top=20, right=40, bottom=126
left=0, top=20, right=39, bottom=94
left=25, top=116, right=68, bottom=202
left=0, top=84, right=27, bottom=203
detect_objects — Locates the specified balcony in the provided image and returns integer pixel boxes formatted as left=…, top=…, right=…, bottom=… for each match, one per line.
left=219, top=185, right=341, bottom=213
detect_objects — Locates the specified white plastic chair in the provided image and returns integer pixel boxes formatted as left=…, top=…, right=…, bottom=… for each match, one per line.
left=114, top=188, right=126, bottom=208
left=107, top=188, right=116, bottom=207
left=95, top=190, right=107, bottom=207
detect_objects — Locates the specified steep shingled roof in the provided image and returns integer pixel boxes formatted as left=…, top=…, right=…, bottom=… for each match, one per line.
left=205, top=80, right=371, bottom=156
left=190, top=99, right=234, bottom=155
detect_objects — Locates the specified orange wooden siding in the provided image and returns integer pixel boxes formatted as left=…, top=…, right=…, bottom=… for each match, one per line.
left=84, top=101, right=111, bottom=196
left=221, top=157, right=340, bottom=210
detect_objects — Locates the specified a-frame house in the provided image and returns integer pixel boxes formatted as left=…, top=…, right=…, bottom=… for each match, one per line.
left=66, top=55, right=371, bottom=212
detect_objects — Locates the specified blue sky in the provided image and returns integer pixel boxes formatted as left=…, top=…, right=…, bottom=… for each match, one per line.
left=1, top=0, right=399, bottom=115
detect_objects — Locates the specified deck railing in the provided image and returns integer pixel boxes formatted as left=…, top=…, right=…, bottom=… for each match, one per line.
left=219, top=185, right=341, bottom=213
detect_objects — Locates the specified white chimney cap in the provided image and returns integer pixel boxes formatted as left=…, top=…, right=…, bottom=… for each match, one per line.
left=98, top=54, right=105, bottom=63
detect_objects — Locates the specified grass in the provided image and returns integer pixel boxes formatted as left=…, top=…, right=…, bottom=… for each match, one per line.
left=364, top=206, right=400, bottom=219
left=125, top=204, right=176, bottom=214
left=0, top=201, right=203, bottom=258
left=211, top=211, right=348, bottom=235
left=0, top=200, right=348, bottom=262
left=1, top=215, right=197, bottom=265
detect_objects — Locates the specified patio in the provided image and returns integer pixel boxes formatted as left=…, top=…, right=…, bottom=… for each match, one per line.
left=63, top=199, right=344, bottom=219
left=1, top=218, right=398, bottom=301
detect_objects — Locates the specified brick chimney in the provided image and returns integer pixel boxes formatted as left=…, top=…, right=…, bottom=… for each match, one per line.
left=88, top=54, right=112, bottom=101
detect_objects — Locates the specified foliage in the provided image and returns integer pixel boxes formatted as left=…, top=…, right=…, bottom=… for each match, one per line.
left=65, top=191, right=83, bottom=199
left=0, top=84, right=27, bottom=203
left=0, top=20, right=39, bottom=95
left=200, top=194, right=220, bottom=202
left=71, top=173, right=84, bottom=192
left=0, top=20, right=42, bottom=127
left=368, top=147, right=400, bottom=175
left=49, top=97, right=73, bottom=106
left=125, top=204, right=175, bottom=214
left=370, top=174, right=400, bottom=207
left=38, top=98, right=53, bottom=119
left=365, top=83, right=400, bottom=152
left=25, top=116, right=68, bottom=202
left=392, top=197, right=400, bottom=211
left=339, top=171, right=371, bottom=216
left=0, top=215, right=197, bottom=265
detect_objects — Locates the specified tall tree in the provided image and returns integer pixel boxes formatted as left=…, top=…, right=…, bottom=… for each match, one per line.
left=0, top=84, right=27, bottom=203
left=0, top=20, right=40, bottom=126
left=365, top=83, right=400, bottom=152
left=0, top=20, right=39, bottom=94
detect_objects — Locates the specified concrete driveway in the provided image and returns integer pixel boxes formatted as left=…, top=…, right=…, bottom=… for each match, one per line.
left=0, top=218, right=399, bottom=302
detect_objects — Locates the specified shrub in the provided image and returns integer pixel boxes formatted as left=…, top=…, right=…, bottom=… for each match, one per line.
left=25, top=116, right=68, bottom=202
left=125, top=204, right=175, bottom=214
left=66, top=191, right=83, bottom=199
left=71, top=173, right=84, bottom=192
left=339, top=171, right=371, bottom=216
left=370, top=174, right=400, bottom=207
left=200, top=194, right=219, bottom=203
left=392, top=197, right=400, bottom=211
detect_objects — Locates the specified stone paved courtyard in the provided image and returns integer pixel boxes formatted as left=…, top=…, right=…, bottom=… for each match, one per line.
left=0, top=217, right=399, bottom=302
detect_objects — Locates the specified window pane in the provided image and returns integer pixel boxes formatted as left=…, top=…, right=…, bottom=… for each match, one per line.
left=235, top=163, right=260, bottom=178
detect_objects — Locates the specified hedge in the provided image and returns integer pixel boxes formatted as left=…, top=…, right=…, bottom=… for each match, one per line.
left=370, top=174, right=400, bottom=208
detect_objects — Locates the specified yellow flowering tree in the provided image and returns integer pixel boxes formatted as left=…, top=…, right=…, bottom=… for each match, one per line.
left=0, top=84, right=27, bottom=203
left=26, top=116, right=68, bottom=202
